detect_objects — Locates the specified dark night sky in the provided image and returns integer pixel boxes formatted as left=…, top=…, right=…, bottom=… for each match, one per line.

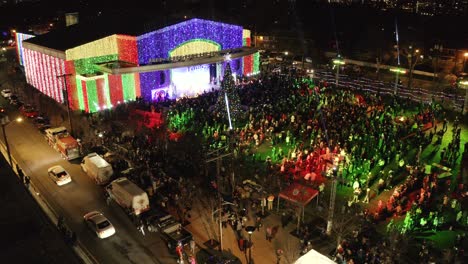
left=1, top=0, right=467, bottom=51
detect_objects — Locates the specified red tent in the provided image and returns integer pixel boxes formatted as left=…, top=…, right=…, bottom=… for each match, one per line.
left=277, top=183, right=319, bottom=225
left=279, top=183, right=319, bottom=206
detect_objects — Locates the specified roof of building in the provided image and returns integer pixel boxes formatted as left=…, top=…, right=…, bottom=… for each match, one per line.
left=25, top=11, right=184, bottom=51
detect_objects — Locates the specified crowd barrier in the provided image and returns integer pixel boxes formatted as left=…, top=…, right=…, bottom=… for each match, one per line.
left=314, top=71, right=464, bottom=112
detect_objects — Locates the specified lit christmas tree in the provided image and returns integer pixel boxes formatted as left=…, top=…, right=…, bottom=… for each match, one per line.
left=214, top=62, right=242, bottom=129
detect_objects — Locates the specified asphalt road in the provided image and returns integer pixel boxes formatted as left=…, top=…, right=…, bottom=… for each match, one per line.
left=0, top=142, right=81, bottom=264
left=0, top=58, right=176, bottom=264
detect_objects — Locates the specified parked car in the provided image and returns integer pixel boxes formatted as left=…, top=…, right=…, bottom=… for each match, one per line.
left=88, top=145, right=109, bottom=156
left=20, top=105, right=39, bottom=118
left=33, top=115, right=51, bottom=131
left=83, top=211, right=115, bottom=239
left=1, top=89, right=12, bottom=98
left=9, top=95, right=23, bottom=108
left=8, top=94, right=18, bottom=103
left=47, top=165, right=72, bottom=186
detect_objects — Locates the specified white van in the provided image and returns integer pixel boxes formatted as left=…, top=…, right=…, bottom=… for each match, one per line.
left=81, top=152, right=113, bottom=185
left=106, top=177, right=150, bottom=216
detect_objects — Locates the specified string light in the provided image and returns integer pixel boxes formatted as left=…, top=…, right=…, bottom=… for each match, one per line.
left=22, top=18, right=258, bottom=112
left=15, top=32, right=34, bottom=65
left=23, top=48, right=66, bottom=103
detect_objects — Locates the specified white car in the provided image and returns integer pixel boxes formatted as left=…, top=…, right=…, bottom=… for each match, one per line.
left=84, top=211, right=116, bottom=239
left=1, top=89, right=12, bottom=98
left=47, top=165, right=72, bottom=186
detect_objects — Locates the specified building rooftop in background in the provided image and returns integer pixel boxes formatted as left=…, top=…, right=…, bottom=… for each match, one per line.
left=25, top=12, right=184, bottom=52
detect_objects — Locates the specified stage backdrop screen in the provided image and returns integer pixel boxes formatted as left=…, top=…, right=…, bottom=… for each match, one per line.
left=170, top=64, right=211, bottom=98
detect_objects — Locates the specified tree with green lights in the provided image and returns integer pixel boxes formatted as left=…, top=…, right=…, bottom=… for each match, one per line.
left=214, top=63, right=242, bottom=127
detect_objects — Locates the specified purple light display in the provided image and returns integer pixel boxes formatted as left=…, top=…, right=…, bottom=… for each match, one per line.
left=137, top=18, right=244, bottom=101
left=137, top=18, right=243, bottom=64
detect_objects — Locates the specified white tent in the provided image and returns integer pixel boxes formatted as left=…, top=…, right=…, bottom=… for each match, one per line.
left=294, top=249, right=336, bottom=264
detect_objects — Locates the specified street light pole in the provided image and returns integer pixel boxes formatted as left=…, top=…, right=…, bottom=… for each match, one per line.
left=407, top=46, right=422, bottom=90
left=333, top=57, right=345, bottom=88
left=245, top=226, right=255, bottom=264
left=205, top=149, right=232, bottom=252
left=57, top=74, right=74, bottom=136
left=393, top=18, right=401, bottom=94
left=463, top=52, right=468, bottom=73
left=326, top=169, right=338, bottom=236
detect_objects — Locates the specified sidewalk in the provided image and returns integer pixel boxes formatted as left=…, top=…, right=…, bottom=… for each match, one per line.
left=0, top=152, right=81, bottom=263
left=185, top=196, right=303, bottom=264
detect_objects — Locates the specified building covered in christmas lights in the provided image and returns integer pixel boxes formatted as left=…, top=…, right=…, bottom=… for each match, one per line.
left=18, top=17, right=260, bottom=113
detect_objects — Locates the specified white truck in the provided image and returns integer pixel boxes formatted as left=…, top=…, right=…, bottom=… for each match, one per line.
left=81, top=152, right=114, bottom=185
left=106, top=177, right=150, bottom=216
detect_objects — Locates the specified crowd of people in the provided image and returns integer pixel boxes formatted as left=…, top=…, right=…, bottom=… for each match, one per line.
left=78, top=63, right=465, bottom=263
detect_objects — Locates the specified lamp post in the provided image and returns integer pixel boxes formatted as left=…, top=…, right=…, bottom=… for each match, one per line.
left=57, top=74, right=74, bottom=136
left=0, top=114, right=23, bottom=166
left=393, top=18, right=402, bottom=94
left=326, top=166, right=338, bottom=236
left=332, top=56, right=345, bottom=88
left=406, top=46, right=423, bottom=90
left=390, top=67, right=406, bottom=95
left=463, top=52, right=468, bottom=73
left=245, top=226, right=255, bottom=264
left=98, top=132, right=104, bottom=145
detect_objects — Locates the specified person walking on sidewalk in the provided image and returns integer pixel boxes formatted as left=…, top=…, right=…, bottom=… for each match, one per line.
left=267, top=194, right=275, bottom=211
left=255, top=216, right=262, bottom=231
left=189, top=239, right=196, bottom=255
left=24, top=175, right=30, bottom=189
left=276, top=248, right=284, bottom=264
left=238, top=236, right=245, bottom=252
left=188, top=255, right=196, bottom=264
left=266, top=226, right=272, bottom=242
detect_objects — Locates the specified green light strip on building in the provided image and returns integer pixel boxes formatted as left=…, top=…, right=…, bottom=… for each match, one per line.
left=103, top=74, right=111, bottom=108
left=76, top=78, right=85, bottom=111
left=86, top=80, right=98, bottom=112
left=121, top=73, right=136, bottom=101
left=253, top=52, right=260, bottom=73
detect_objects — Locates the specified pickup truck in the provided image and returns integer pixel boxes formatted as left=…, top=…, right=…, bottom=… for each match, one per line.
left=145, top=212, right=193, bottom=250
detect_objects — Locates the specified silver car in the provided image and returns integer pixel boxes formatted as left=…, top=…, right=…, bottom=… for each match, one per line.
left=47, top=165, right=72, bottom=186
left=83, top=211, right=116, bottom=239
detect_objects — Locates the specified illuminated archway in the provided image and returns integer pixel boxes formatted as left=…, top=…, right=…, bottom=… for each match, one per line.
left=168, top=39, right=221, bottom=57
left=167, top=39, right=222, bottom=98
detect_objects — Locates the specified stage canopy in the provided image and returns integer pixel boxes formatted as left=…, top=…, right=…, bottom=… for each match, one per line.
left=294, top=249, right=336, bottom=264
left=279, top=182, right=318, bottom=207
left=277, top=183, right=319, bottom=226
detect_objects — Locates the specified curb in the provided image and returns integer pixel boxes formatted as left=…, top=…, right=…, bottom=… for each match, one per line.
left=0, top=141, right=98, bottom=264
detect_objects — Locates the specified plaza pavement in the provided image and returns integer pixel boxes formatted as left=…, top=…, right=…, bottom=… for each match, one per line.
left=186, top=199, right=305, bottom=264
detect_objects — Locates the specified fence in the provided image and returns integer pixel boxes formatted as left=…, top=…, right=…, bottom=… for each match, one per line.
left=314, top=70, right=465, bottom=112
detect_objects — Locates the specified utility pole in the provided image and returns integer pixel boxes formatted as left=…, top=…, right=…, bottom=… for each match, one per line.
left=333, top=56, right=345, bottom=88
left=57, top=74, right=74, bottom=136
left=326, top=169, right=338, bottom=236
left=406, top=45, right=423, bottom=90
left=205, top=149, right=232, bottom=252
left=432, top=44, right=443, bottom=85
left=394, top=18, right=401, bottom=95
